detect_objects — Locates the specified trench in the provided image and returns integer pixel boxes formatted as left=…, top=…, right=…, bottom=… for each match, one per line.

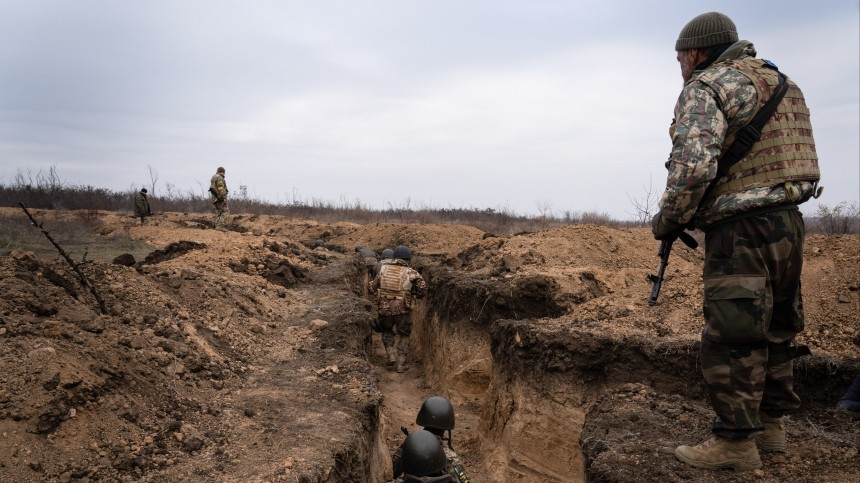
left=347, top=260, right=859, bottom=482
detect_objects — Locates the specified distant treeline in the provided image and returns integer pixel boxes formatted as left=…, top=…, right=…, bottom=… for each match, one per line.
left=0, top=167, right=856, bottom=235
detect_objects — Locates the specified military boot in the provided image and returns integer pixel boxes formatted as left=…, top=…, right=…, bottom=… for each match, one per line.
left=675, top=436, right=762, bottom=471
left=755, top=414, right=786, bottom=452
left=396, top=355, right=407, bottom=373
left=384, top=347, right=397, bottom=369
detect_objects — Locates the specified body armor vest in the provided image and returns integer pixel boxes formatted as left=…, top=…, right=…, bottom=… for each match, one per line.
left=379, top=264, right=413, bottom=307
left=705, top=59, right=819, bottom=199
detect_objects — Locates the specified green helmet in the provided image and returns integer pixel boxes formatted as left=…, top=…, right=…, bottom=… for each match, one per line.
left=381, top=248, right=394, bottom=259
left=401, top=430, right=447, bottom=477
left=393, top=245, right=412, bottom=261
left=416, top=396, right=454, bottom=431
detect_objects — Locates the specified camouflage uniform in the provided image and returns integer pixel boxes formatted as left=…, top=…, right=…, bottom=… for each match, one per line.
left=210, top=170, right=229, bottom=229
left=656, top=41, right=819, bottom=439
left=370, top=259, right=427, bottom=370
left=356, top=246, right=379, bottom=274
left=133, top=190, right=151, bottom=225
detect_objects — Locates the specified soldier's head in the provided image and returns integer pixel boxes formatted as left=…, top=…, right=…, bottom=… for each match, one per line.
left=381, top=248, right=394, bottom=260
left=140, top=188, right=147, bottom=194
left=675, top=12, right=738, bottom=82
left=217, top=166, right=226, bottom=175
left=416, top=396, right=455, bottom=435
left=401, top=430, right=448, bottom=478
left=393, top=245, right=412, bottom=261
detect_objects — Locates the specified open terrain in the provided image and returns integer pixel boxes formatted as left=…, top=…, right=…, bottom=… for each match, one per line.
left=0, top=207, right=856, bottom=482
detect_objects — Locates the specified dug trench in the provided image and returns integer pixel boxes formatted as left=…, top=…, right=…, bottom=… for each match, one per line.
left=0, top=211, right=857, bottom=482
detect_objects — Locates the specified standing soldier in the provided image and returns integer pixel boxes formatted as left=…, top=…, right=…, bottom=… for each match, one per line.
left=651, top=12, right=820, bottom=472
left=209, top=166, right=229, bottom=229
left=370, top=245, right=427, bottom=373
left=133, top=188, right=151, bottom=225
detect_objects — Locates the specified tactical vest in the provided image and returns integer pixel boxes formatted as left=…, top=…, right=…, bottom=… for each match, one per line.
left=379, top=264, right=413, bottom=307
left=704, top=59, right=819, bottom=199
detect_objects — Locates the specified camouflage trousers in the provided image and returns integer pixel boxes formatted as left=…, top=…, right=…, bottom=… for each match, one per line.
left=380, top=313, right=412, bottom=358
left=212, top=200, right=229, bottom=228
left=700, top=207, right=805, bottom=439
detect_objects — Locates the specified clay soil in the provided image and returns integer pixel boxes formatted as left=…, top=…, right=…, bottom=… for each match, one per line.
left=0, top=207, right=857, bottom=483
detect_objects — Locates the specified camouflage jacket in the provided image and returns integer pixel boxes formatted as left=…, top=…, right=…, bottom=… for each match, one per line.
left=134, top=192, right=150, bottom=217
left=370, top=260, right=427, bottom=316
left=210, top=173, right=228, bottom=201
left=658, top=41, right=818, bottom=228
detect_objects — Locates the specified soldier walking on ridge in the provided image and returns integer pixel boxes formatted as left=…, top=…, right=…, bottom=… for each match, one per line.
left=651, top=12, right=821, bottom=472
left=370, top=245, right=427, bottom=373
left=133, top=188, right=151, bottom=225
left=209, top=166, right=229, bottom=230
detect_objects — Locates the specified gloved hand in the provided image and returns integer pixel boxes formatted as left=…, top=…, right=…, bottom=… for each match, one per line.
left=651, top=212, right=683, bottom=240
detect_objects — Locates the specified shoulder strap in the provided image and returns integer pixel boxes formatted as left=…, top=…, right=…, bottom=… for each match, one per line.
left=717, top=70, right=789, bottom=176
left=696, top=68, right=789, bottom=211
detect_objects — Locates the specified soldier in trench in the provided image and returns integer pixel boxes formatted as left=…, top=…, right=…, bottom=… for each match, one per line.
left=652, top=12, right=820, bottom=472
left=388, top=430, right=455, bottom=483
left=392, top=396, right=470, bottom=483
left=369, top=245, right=426, bottom=373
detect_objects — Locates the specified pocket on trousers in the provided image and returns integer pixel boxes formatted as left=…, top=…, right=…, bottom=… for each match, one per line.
left=703, top=275, right=770, bottom=342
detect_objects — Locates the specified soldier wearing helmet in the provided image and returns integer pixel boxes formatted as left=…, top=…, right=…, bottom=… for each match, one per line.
left=209, top=166, right=229, bottom=230
left=388, top=430, right=454, bottom=483
left=374, top=248, right=395, bottom=277
left=392, top=397, right=470, bottom=482
left=369, top=244, right=427, bottom=373
left=355, top=245, right=379, bottom=275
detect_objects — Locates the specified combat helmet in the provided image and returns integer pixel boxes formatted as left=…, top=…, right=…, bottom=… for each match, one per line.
left=416, top=396, right=455, bottom=431
left=393, top=245, right=412, bottom=261
left=381, top=248, right=394, bottom=259
left=401, top=430, right=447, bottom=478
left=216, top=166, right=225, bottom=174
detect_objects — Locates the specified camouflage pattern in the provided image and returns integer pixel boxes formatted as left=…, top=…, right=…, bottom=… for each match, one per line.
left=133, top=191, right=150, bottom=224
left=210, top=172, right=229, bottom=228
left=700, top=208, right=805, bottom=439
left=371, top=261, right=427, bottom=317
left=380, top=313, right=412, bottom=360
left=658, top=41, right=818, bottom=229
left=371, top=259, right=427, bottom=366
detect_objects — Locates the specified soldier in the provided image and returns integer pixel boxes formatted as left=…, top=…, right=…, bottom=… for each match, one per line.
left=374, top=248, right=395, bottom=277
left=133, top=188, right=151, bottom=225
left=651, top=12, right=820, bottom=471
left=209, top=166, right=229, bottom=229
left=369, top=245, right=427, bottom=373
left=392, top=396, right=470, bottom=483
left=356, top=245, right=379, bottom=275
left=388, top=430, right=454, bottom=483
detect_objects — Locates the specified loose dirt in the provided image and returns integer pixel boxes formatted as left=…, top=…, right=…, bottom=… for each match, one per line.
left=0, top=207, right=856, bottom=482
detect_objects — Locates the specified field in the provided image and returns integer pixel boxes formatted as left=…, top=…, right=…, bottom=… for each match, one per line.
left=0, top=206, right=856, bottom=482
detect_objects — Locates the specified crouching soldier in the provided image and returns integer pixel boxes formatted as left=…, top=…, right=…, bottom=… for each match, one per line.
left=370, top=245, right=426, bottom=373
left=388, top=430, right=456, bottom=483
left=393, top=396, right=470, bottom=483
left=356, top=245, right=379, bottom=275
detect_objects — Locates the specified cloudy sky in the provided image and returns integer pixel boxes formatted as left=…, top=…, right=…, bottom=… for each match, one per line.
left=1, top=1, right=857, bottom=219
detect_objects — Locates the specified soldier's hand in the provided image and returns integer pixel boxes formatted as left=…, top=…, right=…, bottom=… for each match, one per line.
left=651, top=212, right=683, bottom=240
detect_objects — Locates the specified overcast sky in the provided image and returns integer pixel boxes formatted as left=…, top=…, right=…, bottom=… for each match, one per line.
left=1, top=1, right=858, bottom=219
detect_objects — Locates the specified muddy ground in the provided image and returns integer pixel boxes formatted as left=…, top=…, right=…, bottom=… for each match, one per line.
left=0, top=207, right=856, bottom=482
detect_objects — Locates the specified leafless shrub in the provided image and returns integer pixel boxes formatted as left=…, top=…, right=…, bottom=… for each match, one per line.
left=810, top=201, right=860, bottom=235
left=2, top=167, right=644, bottom=235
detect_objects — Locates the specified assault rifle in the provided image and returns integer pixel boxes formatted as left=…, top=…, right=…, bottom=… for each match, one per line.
left=647, top=230, right=698, bottom=306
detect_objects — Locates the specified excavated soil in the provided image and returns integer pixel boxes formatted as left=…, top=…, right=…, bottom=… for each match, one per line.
left=0, top=207, right=857, bottom=482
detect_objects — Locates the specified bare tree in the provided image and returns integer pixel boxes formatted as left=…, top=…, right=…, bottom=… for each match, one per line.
left=147, top=165, right=159, bottom=196
left=626, top=176, right=659, bottom=226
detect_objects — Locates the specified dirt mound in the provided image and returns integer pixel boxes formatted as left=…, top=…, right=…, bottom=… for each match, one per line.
left=0, top=208, right=856, bottom=482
